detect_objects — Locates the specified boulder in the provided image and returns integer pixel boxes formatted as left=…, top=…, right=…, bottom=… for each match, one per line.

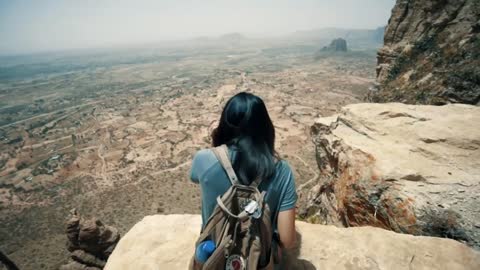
left=298, top=103, right=480, bottom=248
left=60, top=210, right=120, bottom=270
left=77, top=219, right=120, bottom=258
left=371, top=0, right=480, bottom=105
left=71, top=250, right=106, bottom=268
left=104, top=214, right=480, bottom=270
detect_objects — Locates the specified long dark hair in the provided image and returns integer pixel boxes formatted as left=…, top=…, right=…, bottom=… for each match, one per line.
left=212, top=92, right=277, bottom=184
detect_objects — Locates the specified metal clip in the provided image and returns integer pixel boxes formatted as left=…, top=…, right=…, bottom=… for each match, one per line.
left=245, top=200, right=262, bottom=219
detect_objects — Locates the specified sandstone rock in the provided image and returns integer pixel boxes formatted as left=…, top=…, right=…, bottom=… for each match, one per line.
left=371, top=0, right=480, bottom=105
left=66, top=213, right=81, bottom=252
left=71, top=250, right=106, bottom=268
left=321, top=38, right=348, bottom=52
left=61, top=210, right=120, bottom=270
left=298, top=103, right=480, bottom=248
left=104, top=214, right=480, bottom=270
left=78, top=219, right=120, bottom=258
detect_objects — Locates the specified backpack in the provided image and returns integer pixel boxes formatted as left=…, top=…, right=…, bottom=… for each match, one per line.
left=189, top=144, right=274, bottom=270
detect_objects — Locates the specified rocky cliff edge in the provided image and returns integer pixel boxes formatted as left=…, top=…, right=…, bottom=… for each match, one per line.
left=104, top=214, right=480, bottom=270
left=298, top=103, right=480, bottom=248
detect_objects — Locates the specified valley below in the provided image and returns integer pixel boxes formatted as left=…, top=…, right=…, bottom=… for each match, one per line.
left=0, top=43, right=377, bottom=269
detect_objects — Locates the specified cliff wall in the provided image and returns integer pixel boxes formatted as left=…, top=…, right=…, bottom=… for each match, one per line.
left=371, top=0, right=480, bottom=105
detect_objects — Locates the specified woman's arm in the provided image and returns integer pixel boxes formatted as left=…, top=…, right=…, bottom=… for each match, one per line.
left=277, top=208, right=296, bottom=249
left=276, top=161, right=298, bottom=249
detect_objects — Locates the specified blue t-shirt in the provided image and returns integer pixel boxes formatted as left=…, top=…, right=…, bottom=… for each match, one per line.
left=190, top=146, right=297, bottom=230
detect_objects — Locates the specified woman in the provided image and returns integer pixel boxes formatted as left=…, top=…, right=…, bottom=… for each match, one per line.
left=190, top=92, right=297, bottom=267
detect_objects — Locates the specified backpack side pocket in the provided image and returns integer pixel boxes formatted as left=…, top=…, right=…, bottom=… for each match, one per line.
left=203, top=235, right=232, bottom=270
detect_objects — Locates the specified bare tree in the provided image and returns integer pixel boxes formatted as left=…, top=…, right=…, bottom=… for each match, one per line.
left=0, top=251, right=19, bottom=270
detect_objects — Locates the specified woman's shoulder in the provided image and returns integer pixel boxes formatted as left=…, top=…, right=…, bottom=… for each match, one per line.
left=263, top=158, right=295, bottom=191
left=192, top=148, right=217, bottom=164
left=193, top=145, right=235, bottom=162
left=194, top=148, right=213, bottom=158
left=275, top=158, right=292, bottom=170
left=191, top=148, right=219, bottom=180
left=274, top=159, right=294, bottom=178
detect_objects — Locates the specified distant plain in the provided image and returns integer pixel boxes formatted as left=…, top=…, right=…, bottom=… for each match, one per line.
left=0, top=31, right=380, bottom=269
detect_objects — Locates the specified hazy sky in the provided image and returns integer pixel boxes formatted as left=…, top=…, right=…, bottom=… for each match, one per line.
left=0, top=0, right=395, bottom=55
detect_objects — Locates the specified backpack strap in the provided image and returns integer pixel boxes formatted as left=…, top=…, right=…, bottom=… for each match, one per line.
left=216, top=197, right=249, bottom=221
left=212, top=144, right=240, bottom=185
left=216, top=189, right=266, bottom=221
left=212, top=145, right=265, bottom=188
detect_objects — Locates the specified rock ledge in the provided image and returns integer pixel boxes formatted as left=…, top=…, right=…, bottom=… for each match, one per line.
left=105, top=214, right=480, bottom=270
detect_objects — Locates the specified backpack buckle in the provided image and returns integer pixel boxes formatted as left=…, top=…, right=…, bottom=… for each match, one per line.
left=244, top=201, right=262, bottom=219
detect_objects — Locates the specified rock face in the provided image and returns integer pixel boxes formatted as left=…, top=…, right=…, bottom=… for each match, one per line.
left=104, top=214, right=480, bottom=270
left=298, top=103, right=480, bottom=248
left=321, top=38, right=348, bottom=52
left=60, top=210, right=120, bottom=270
left=371, top=0, right=480, bottom=105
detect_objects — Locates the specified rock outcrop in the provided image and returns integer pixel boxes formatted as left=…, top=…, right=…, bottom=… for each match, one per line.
left=104, top=214, right=480, bottom=270
left=298, top=103, right=480, bottom=248
left=60, top=210, right=120, bottom=270
left=321, top=38, right=348, bottom=52
left=371, top=0, right=480, bottom=105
